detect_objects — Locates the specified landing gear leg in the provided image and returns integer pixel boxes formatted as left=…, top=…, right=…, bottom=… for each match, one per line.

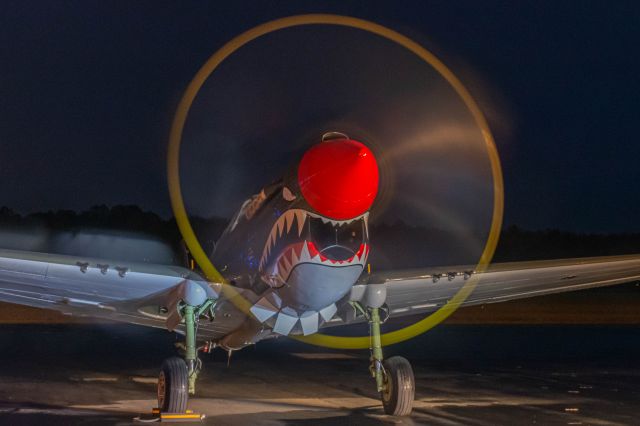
left=368, top=307, right=415, bottom=416
left=157, top=302, right=207, bottom=414
left=183, top=304, right=200, bottom=396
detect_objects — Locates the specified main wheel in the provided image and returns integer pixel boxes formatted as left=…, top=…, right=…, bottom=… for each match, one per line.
left=158, top=357, right=188, bottom=413
left=380, top=356, right=415, bottom=416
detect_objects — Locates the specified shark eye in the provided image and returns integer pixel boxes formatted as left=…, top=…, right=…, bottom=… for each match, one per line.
left=282, top=186, right=297, bottom=201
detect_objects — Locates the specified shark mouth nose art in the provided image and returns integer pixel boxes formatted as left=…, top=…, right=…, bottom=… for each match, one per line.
left=259, top=209, right=369, bottom=286
left=250, top=135, right=377, bottom=335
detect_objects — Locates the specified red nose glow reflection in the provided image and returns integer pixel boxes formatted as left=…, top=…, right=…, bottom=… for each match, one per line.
left=297, top=138, right=379, bottom=220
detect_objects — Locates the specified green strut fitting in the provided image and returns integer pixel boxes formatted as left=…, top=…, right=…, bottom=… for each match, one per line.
left=183, top=304, right=198, bottom=395
left=370, top=307, right=385, bottom=392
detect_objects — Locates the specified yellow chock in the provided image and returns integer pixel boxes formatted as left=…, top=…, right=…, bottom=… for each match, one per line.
left=134, top=408, right=205, bottom=423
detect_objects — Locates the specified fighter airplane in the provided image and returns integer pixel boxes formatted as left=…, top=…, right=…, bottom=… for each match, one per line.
left=1, top=131, right=640, bottom=416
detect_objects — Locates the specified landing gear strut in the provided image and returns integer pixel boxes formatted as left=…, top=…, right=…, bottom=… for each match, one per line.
left=367, top=306, right=415, bottom=416
left=157, top=300, right=213, bottom=414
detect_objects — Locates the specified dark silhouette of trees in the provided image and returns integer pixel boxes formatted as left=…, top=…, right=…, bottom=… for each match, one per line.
left=1, top=206, right=639, bottom=267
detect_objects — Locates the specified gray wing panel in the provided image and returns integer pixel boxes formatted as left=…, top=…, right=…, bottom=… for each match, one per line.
left=0, top=249, right=244, bottom=339
left=377, top=255, right=640, bottom=318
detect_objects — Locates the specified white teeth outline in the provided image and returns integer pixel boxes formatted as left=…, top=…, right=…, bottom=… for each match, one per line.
left=295, top=211, right=306, bottom=236
left=271, top=240, right=368, bottom=286
left=259, top=209, right=370, bottom=271
left=299, top=241, right=311, bottom=261
left=285, top=211, right=294, bottom=233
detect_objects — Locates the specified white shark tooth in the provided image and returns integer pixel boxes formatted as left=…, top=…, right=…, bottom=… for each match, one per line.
left=290, top=247, right=299, bottom=266
left=321, top=216, right=330, bottom=224
left=300, top=242, right=311, bottom=262
left=280, top=213, right=288, bottom=235
left=295, top=210, right=306, bottom=236
left=277, top=216, right=285, bottom=237
left=285, top=210, right=295, bottom=234
left=280, top=256, right=291, bottom=279
left=277, top=268, right=285, bottom=282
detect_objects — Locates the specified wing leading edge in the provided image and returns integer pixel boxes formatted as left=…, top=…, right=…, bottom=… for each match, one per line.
left=0, top=248, right=245, bottom=340
left=2, top=248, right=639, bottom=336
left=365, top=254, right=640, bottom=319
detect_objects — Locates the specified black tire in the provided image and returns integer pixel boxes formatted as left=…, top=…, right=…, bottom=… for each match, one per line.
left=158, top=357, right=188, bottom=413
left=380, top=356, right=415, bottom=416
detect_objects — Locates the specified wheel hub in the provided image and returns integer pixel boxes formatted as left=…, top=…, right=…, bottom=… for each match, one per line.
left=157, top=371, right=166, bottom=407
left=381, top=370, right=392, bottom=402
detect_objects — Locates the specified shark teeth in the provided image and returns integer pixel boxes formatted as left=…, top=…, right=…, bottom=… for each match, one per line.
left=272, top=241, right=369, bottom=284
left=259, top=209, right=370, bottom=272
left=304, top=210, right=368, bottom=227
left=295, top=210, right=306, bottom=236
left=259, top=209, right=308, bottom=269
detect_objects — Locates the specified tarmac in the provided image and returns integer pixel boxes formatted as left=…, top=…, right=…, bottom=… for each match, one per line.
left=0, top=323, right=638, bottom=425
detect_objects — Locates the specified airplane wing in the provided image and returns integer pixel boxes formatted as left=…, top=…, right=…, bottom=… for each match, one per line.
left=0, top=248, right=248, bottom=340
left=2, top=247, right=640, bottom=338
left=357, top=254, right=640, bottom=319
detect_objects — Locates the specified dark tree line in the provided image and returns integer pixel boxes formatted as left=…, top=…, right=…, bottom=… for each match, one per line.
left=1, top=206, right=639, bottom=267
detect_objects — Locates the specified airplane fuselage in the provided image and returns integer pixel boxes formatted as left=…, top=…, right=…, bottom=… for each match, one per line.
left=210, top=134, right=378, bottom=336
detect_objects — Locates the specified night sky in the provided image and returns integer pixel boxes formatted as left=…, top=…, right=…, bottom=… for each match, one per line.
left=1, top=1, right=639, bottom=233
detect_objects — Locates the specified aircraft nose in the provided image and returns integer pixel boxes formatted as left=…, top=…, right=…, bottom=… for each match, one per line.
left=297, top=135, right=379, bottom=220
